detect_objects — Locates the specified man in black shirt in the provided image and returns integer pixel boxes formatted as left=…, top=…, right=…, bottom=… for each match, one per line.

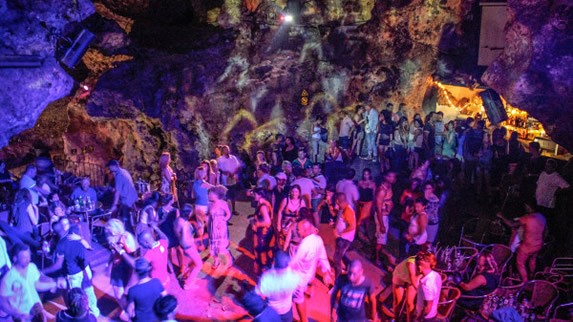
left=330, top=259, right=378, bottom=322
left=127, top=258, right=166, bottom=322
left=43, top=223, right=100, bottom=317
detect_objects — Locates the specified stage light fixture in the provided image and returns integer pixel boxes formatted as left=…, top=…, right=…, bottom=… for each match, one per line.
left=283, top=14, right=294, bottom=23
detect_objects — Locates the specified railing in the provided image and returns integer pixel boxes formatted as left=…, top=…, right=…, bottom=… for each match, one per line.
left=56, top=159, right=106, bottom=187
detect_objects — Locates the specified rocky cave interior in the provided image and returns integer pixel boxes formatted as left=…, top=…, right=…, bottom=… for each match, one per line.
left=0, top=0, right=572, bottom=183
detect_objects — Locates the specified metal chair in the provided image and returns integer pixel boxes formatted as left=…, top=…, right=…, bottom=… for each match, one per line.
left=457, top=289, right=497, bottom=318
left=89, top=210, right=112, bottom=236
left=546, top=257, right=573, bottom=293
left=474, top=244, right=513, bottom=278
left=34, top=222, right=53, bottom=270
left=517, top=280, right=560, bottom=321
left=436, top=286, right=461, bottom=321
left=459, top=218, right=492, bottom=251
left=500, top=277, right=524, bottom=294
left=550, top=302, right=573, bottom=322
left=533, top=271, right=564, bottom=285
left=549, top=257, right=573, bottom=278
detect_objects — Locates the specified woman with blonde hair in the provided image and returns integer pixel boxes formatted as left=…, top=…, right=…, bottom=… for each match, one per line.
left=209, top=159, right=220, bottom=186
left=159, top=152, right=177, bottom=200
left=105, top=218, right=137, bottom=317
left=192, top=166, right=212, bottom=251
left=201, top=160, right=219, bottom=186
left=458, top=250, right=500, bottom=310
left=391, top=255, right=419, bottom=321
left=208, top=185, right=232, bottom=270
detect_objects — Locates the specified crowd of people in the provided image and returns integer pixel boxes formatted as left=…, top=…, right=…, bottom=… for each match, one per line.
left=0, top=101, right=572, bottom=321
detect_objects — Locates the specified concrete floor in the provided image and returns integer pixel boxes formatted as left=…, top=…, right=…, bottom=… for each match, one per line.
left=41, top=199, right=393, bottom=321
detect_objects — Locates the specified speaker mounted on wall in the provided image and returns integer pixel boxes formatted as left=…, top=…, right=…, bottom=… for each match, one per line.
left=479, top=88, right=508, bottom=125
left=60, top=29, right=95, bottom=69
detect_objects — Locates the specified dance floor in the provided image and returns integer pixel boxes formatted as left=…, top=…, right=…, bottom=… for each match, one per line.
left=40, top=199, right=392, bottom=321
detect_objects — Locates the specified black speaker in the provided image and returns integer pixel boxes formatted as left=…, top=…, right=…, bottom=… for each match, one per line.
left=479, top=89, right=508, bottom=125
left=61, top=29, right=95, bottom=69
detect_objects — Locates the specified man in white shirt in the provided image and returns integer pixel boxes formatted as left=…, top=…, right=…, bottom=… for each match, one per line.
left=338, top=111, right=354, bottom=151
left=19, top=165, right=46, bottom=206
left=256, top=163, right=277, bottom=190
left=535, top=159, right=570, bottom=210
left=291, top=167, right=315, bottom=208
left=363, top=104, right=379, bottom=160
left=336, top=168, right=359, bottom=212
left=415, top=251, right=442, bottom=321
left=290, top=219, right=333, bottom=322
left=217, top=145, right=241, bottom=214
left=257, top=251, right=303, bottom=322
left=0, top=243, right=63, bottom=321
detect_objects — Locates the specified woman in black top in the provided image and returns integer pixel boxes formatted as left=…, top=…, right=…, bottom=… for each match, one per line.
left=458, top=251, right=500, bottom=310
left=282, top=137, right=298, bottom=162
left=357, top=168, right=376, bottom=240
left=377, top=110, right=394, bottom=171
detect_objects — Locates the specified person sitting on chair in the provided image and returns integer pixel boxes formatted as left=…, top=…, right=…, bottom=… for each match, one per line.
left=457, top=250, right=500, bottom=311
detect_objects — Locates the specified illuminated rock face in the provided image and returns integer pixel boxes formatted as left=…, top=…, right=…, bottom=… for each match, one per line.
left=0, top=0, right=94, bottom=148
left=483, top=0, right=573, bottom=151
left=78, top=0, right=478, bottom=166
left=1, top=0, right=490, bottom=179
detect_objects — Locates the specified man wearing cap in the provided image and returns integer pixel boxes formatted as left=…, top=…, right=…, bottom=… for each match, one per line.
left=127, top=258, right=166, bottom=322
left=107, top=160, right=138, bottom=232
left=273, top=172, right=290, bottom=215
left=257, top=251, right=303, bottom=322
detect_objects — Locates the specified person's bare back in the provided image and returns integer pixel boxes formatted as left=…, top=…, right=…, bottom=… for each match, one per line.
left=175, top=217, right=194, bottom=249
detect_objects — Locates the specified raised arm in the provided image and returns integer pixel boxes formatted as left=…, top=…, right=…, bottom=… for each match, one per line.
left=496, top=212, right=520, bottom=229
left=42, top=253, right=64, bottom=275
left=276, top=198, right=287, bottom=232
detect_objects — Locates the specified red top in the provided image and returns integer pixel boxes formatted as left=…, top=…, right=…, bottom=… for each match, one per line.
left=144, top=239, right=170, bottom=286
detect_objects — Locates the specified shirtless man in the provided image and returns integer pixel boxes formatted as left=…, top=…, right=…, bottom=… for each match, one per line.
left=375, top=171, right=397, bottom=269
left=174, top=204, right=203, bottom=290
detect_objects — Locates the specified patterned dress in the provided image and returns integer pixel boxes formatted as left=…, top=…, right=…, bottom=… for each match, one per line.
left=209, top=206, right=229, bottom=257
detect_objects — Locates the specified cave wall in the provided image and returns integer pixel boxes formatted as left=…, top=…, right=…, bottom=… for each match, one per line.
left=483, top=0, right=573, bottom=151
left=2, top=0, right=483, bottom=182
